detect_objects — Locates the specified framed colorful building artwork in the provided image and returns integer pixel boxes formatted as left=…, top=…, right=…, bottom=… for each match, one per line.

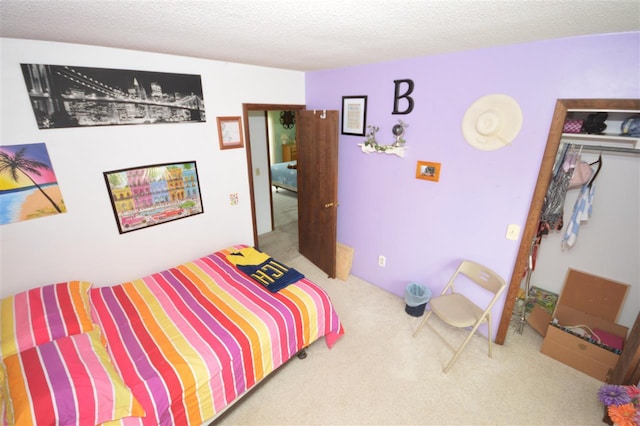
left=104, top=161, right=204, bottom=234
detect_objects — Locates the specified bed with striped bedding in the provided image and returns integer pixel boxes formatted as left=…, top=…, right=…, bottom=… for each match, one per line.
left=89, top=246, right=344, bottom=425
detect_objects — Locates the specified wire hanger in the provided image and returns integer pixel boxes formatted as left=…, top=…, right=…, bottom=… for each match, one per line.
left=587, top=154, right=603, bottom=188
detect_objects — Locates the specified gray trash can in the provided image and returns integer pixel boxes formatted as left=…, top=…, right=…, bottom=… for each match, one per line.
left=404, top=282, right=431, bottom=317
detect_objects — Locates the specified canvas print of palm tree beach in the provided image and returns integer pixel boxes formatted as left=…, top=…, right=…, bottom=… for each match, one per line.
left=0, top=143, right=66, bottom=225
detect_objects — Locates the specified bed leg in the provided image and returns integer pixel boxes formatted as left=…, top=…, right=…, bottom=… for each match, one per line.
left=296, top=349, right=307, bottom=359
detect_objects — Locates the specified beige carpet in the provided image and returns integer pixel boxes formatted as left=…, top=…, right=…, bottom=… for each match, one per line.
left=221, top=227, right=606, bottom=425
left=257, top=188, right=299, bottom=263
left=271, top=188, right=298, bottom=229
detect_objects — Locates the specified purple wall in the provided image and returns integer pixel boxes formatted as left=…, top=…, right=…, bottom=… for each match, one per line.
left=305, top=32, right=640, bottom=338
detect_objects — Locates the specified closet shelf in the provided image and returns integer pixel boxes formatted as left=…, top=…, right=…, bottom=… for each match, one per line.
left=561, top=133, right=639, bottom=144
left=563, top=108, right=640, bottom=148
left=566, top=108, right=640, bottom=114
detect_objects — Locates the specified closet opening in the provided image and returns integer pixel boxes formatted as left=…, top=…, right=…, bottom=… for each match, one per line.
left=496, top=98, right=640, bottom=345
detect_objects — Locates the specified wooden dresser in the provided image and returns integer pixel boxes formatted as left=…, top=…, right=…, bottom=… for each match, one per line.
left=282, top=144, right=297, bottom=162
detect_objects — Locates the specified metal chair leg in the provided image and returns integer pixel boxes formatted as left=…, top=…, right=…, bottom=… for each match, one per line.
left=487, top=316, right=493, bottom=358
left=443, top=316, right=491, bottom=373
left=413, top=310, right=433, bottom=338
left=443, top=330, right=477, bottom=373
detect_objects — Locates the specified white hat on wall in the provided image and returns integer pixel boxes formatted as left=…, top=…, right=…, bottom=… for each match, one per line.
left=462, top=94, right=523, bottom=151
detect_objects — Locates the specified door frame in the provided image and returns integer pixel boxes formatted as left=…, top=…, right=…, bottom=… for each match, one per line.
left=495, top=98, right=640, bottom=345
left=242, top=103, right=306, bottom=247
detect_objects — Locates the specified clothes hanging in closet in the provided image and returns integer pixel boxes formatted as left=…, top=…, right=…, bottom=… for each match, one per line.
left=539, top=144, right=576, bottom=235
left=562, top=155, right=601, bottom=248
left=531, top=145, right=573, bottom=273
left=562, top=180, right=596, bottom=248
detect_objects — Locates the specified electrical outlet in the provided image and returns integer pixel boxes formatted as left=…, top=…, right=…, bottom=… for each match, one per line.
left=378, top=255, right=386, bottom=267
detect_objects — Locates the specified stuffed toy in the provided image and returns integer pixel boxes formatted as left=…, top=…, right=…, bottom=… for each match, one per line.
left=621, top=116, right=640, bottom=137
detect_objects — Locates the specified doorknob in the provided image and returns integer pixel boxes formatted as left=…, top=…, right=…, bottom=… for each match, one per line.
left=324, top=202, right=334, bottom=208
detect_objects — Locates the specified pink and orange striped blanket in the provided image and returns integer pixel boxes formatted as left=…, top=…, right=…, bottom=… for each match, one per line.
left=90, top=246, right=344, bottom=425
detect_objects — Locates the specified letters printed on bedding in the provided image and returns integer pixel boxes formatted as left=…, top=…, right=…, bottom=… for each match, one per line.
left=226, top=247, right=305, bottom=292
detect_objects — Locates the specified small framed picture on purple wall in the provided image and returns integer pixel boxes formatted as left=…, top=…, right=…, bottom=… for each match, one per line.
left=341, top=96, right=367, bottom=136
left=416, top=161, right=441, bottom=182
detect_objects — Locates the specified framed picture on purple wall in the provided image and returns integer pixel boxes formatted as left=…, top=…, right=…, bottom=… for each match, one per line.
left=21, top=64, right=206, bottom=129
left=341, top=95, right=367, bottom=136
left=416, top=161, right=441, bottom=182
left=104, top=161, right=203, bottom=234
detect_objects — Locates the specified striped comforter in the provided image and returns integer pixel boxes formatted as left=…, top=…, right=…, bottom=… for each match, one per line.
left=90, top=247, right=344, bottom=425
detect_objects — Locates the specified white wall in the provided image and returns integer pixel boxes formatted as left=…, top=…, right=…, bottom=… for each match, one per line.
left=248, top=110, right=272, bottom=235
left=0, top=38, right=305, bottom=297
left=530, top=147, right=639, bottom=329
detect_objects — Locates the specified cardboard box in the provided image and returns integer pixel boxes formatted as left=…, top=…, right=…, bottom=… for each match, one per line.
left=527, top=304, right=552, bottom=337
left=336, top=243, right=354, bottom=281
left=540, top=268, right=629, bottom=381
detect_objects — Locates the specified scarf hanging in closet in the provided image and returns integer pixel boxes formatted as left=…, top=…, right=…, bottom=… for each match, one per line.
left=539, top=144, right=576, bottom=234
left=562, top=180, right=596, bottom=249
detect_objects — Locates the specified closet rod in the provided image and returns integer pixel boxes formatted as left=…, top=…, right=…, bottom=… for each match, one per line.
left=569, top=144, right=640, bottom=155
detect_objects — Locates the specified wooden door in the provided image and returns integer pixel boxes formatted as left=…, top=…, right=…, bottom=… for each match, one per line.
left=608, top=311, right=640, bottom=385
left=603, top=311, right=640, bottom=424
left=296, top=110, right=339, bottom=277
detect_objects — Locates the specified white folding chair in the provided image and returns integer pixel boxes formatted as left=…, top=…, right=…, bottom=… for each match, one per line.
left=413, top=260, right=507, bottom=373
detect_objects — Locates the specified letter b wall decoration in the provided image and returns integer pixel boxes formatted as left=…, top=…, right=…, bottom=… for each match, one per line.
left=392, top=79, right=415, bottom=114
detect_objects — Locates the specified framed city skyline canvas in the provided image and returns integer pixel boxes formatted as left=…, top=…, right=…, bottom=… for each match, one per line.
left=21, top=64, right=206, bottom=129
left=0, top=143, right=67, bottom=225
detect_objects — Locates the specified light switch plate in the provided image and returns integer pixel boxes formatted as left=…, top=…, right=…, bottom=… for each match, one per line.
left=506, top=224, right=520, bottom=240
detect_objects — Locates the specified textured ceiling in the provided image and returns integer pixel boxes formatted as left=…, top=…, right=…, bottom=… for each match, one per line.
left=1, top=0, right=639, bottom=71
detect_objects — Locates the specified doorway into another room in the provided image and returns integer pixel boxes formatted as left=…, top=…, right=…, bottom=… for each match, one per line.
left=272, top=187, right=298, bottom=229
left=244, top=104, right=340, bottom=276
left=259, top=187, right=299, bottom=263
left=244, top=106, right=302, bottom=262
